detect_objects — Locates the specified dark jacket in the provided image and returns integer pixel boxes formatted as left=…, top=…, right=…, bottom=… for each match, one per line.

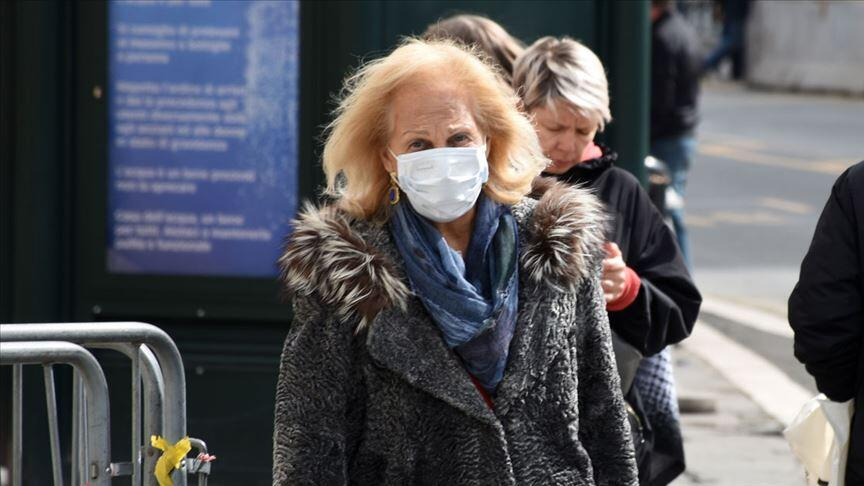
left=549, top=147, right=702, bottom=356
left=789, top=161, right=864, bottom=484
left=651, top=9, right=702, bottom=141
left=547, top=147, right=702, bottom=486
left=273, top=184, right=639, bottom=485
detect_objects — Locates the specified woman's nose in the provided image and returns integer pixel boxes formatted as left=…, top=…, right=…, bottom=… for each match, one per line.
left=558, top=133, right=578, bottom=153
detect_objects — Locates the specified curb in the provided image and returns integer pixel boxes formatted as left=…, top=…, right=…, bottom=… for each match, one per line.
left=681, top=317, right=812, bottom=427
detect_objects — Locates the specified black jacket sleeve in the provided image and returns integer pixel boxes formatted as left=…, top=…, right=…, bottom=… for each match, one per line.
left=605, top=170, right=702, bottom=356
left=789, top=163, right=864, bottom=402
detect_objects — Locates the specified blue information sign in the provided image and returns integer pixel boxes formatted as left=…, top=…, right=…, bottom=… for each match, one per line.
left=107, top=0, right=299, bottom=277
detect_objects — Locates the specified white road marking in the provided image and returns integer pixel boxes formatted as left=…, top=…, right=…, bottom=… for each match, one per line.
left=699, top=131, right=769, bottom=150
left=685, top=209, right=789, bottom=228
left=759, top=197, right=815, bottom=215
left=699, top=296, right=794, bottom=338
left=684, top=214, right=716, bottom=228
left=698, top=143, right=851, bottom=176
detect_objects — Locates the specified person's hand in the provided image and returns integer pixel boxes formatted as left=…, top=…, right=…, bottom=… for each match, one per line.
left=602, top=242, right=628, bottom=303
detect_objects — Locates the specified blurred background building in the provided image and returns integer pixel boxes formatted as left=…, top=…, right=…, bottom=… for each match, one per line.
left=746, top=0, right=864, bottom=95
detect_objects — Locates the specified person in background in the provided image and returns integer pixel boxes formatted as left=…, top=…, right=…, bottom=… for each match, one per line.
left=650, top=0, right=703, bottom=268
left=702, top=0, right=751, bottom=79
left=788, top=161, right=864, bottom=485
left=513, top=36, right=702, bottom=486
left=273, top=38, right=638, bottom=485
left=423, top=14, right=524, bottom=83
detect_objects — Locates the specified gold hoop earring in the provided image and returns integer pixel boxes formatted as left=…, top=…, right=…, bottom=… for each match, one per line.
left=388, top=172, right=400, bottom=205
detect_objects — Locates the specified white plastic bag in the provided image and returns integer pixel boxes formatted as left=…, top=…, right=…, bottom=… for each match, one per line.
left=784, top=394, right=854, bottom=486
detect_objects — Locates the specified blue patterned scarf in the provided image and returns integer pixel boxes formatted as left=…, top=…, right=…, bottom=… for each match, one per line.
left=389, top=193, right=519, bottom=394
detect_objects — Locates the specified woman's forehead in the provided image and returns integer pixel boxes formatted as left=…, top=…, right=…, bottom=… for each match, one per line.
left=534, top=101, right=594, bottom=128
left=390, top=81, right=478, bottom=133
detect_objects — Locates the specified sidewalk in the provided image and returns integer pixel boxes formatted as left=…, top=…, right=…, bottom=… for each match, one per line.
left=672, top=345, right=804, bottom=485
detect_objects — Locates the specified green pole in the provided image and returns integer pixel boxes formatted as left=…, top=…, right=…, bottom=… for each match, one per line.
left=600, top=0, right=650, bottom=184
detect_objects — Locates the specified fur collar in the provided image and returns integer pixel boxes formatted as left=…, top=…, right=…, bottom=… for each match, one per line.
left=278, top=182, right=607, bottom=329
left=277, top=203, right=411, bottom=330
left=521, top=177, right=608, bottom=291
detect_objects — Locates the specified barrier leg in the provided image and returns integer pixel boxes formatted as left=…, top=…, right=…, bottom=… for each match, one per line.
left=71, top=371, right=80, bottom=486
left=12, top=364, right=22, bottom=486
left=43, top=365, right=64, bottom=486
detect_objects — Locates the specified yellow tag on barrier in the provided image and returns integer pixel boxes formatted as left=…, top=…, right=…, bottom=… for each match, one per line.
left=151, top=435, right=192, bottom=486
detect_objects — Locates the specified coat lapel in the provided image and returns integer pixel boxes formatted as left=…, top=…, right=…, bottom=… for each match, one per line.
left=493, top=283, right=575, bottom=417
left=361, top=222, right=499, bottom=426
left=366, top=301, right=499, bottom=426
left=365, top=273, right=575, bottom=424
left=493, top=192, right=598, bottom=417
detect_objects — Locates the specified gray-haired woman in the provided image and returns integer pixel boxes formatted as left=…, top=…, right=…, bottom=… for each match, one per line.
left=514, top=37, right=701, bottom=486
left=273, top=38, right=638, bottom=485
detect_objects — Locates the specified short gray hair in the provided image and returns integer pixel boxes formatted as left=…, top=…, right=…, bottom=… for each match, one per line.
left=513, top=36, right=612, bottom=131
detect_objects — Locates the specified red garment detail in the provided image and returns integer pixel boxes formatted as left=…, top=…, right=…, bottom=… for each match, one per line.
left=468, top=374, right=495, bottom=410
left=580, top=141, right=603, bottom=162
left=606, top=266, right=642, bottom=312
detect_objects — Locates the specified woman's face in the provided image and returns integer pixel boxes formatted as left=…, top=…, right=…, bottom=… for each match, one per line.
left=382, top=79, right=486, bottom=173
left=530, top=100, right=598, bottom=175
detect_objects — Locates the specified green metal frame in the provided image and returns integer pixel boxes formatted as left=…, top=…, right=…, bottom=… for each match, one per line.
left=0, top=0, right=14, bottom=324
left=596, top=0, right=651, bottom=181
left=3, top=0, right=76, bottom=324
left=72, top=2, right=301, bottom=323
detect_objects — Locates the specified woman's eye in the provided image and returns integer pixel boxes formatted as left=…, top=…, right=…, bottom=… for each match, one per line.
left=408, top=140, right=427, bottom=151
left=449, top=133, right=472, bottom=145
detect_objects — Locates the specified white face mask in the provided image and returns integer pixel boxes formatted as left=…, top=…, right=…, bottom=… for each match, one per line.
left=391, top=145, right=489, bottom=223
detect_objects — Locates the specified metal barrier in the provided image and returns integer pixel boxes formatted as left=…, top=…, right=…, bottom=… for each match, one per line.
left=99, top=343, right=165, bottom=486
left=1, top=322, right=213, bottom=486
left=1, top=341, right=111, bottom=486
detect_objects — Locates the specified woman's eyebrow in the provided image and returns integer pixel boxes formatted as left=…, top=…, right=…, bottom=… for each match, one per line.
left=447, top=124, right=474, bottom=133
left=401, top=128, right=430, bottom=136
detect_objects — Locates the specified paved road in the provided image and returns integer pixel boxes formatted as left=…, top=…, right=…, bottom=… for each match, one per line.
left=685, top=82, right=863, bottom=389
left=669, top=83, right=862, bottom=484
left=690, top=81, right=863, bottom=317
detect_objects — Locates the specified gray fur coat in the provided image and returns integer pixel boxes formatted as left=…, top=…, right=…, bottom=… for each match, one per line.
left=273, top=183, right=638, bottom=485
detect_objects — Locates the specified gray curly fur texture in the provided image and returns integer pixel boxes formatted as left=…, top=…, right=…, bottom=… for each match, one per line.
left=521, top=177, right=609, bottom=292
left=273, top=187, right=637, bottom=485
left=278, top=202, right=411, bottom=331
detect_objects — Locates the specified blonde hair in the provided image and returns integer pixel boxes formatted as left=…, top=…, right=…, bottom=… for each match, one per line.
left=513, top=36, right=612, bottom=131
left=423, top=15, right=525, bottom=82
left=323, top=38, right=547, bottom=220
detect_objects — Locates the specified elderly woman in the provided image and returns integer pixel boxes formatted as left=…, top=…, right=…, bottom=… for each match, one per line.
left=273, top=38, right=638, bottom=485
left=513, top=37, right=701, bottom=486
